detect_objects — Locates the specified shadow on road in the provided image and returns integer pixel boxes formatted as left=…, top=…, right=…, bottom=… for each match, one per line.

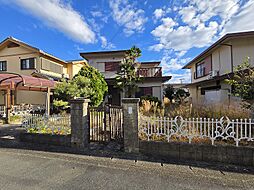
left=0, top=124, right=253, bottom=175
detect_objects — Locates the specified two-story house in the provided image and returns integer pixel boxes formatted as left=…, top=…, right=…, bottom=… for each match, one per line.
left=183, top=31, right=254, bottom=106
left=80, top=50, right=171, bottom=105
left=0, top=37, right=86, bottom=106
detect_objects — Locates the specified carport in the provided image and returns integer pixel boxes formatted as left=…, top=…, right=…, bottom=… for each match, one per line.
left=0, top=73, right=56, bottom=123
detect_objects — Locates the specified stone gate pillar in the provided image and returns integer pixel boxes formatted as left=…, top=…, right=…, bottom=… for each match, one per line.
left=70, top=98, right=90, bottom=149
left=122, top=98, right=140, bottom=153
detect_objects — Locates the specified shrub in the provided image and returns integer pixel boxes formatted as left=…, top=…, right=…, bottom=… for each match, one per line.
left=54, top=65, right=108, bottom=107
left=140, top=95, right=162, bottom=107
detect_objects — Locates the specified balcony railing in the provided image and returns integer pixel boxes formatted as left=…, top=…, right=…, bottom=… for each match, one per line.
left=137, top=67, right=162, bottom=77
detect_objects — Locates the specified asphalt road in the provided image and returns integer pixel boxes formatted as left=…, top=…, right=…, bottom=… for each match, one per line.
left=0, top=148, right=253, bottom=190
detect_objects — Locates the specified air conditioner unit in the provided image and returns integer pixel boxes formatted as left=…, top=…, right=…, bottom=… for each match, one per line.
left=209, top=70, right=219, bottom=79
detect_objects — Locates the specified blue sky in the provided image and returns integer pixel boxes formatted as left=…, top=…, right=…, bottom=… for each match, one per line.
left=0, top=0, right=254, bottom=83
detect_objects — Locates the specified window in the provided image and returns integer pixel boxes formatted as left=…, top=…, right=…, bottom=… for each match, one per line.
left=0, top=61, right=7, bottom=71
left=105, top=62, right=120, bottom=71
left=20, top=58, right=35, bottom=70
left=196, top=62, right=205, bottom=78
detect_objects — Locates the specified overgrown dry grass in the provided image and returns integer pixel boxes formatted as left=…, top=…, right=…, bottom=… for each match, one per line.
left=140, top=99, right=251, bottom=119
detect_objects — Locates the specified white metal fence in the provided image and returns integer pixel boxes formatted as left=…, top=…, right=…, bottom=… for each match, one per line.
left=0, top=106, right=5, bottom=117
left=139, top=115, right=254, bottom=146
left=22, top=114, right=71, bottom=135
left=0, top=104, right=46, bottom=118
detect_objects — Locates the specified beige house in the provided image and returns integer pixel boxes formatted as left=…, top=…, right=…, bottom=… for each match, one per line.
left=80, top=50, right=171, bottom=105
left=0, top=37, right=86, bottom=106
left=183, top=31, right=254, bottom=106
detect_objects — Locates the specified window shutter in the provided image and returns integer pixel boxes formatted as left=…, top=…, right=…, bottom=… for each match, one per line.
left=105, top=62, right=120, bottom=71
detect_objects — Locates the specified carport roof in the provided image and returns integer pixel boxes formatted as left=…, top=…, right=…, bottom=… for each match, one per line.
left=0, top=73, right=56, bottom=91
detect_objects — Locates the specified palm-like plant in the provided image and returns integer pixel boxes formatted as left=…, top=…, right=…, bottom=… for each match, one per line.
left=115, top=46, right=141, bottom=98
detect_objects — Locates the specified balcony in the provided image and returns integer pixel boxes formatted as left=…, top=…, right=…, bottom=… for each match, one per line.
left=137, top=67, right=162, bottom=77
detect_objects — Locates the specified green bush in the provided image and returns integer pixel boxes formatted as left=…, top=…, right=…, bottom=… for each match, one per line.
left=53, top=65, right=108, bottom=107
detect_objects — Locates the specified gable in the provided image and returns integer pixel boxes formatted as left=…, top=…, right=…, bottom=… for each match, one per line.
left=0, top=41, right=38, bottom=57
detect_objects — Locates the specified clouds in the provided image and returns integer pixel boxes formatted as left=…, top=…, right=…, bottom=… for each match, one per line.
left=150, top=0, right=254, bottom=83
left=150, top=0, right=242, bottom=52
left=109, top=0, right=147, bottom=36
left=13, top=0, right=95, bottom=44
left=100, top=36, right=116, bottom=49
left=222, top=0, right=254, bottom=34
left=153, top=9, right=165, bottom=20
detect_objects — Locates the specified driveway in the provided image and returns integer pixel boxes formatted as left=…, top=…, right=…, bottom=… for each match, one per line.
left=0, top=148, right=253, bottom=190
left=0, top=124, right=23, bottom=141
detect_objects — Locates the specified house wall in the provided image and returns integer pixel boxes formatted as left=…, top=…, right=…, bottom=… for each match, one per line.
left=39, top=57, right=65, bottom=78
left=0, top=90, right=46, bottom=105
left=189, top=80, right=242, bottom=107
left=231, top=37, right=254, bottom=68
left=88, top=56, right=124, bottom=79
left=188, top=36, right=254, bottom=106
left=16, top=90, right=46, bottom=105
left=190, top=37, right=254, bottom=84
left=70, top=63, right=84, bottom=78
left=0, top=42, right=66, bottom=106
left=0, top=91, right=4, bottom=105
left=212, top=45, right=231, bottom=75
left=0, top=45, right=39, bottom=75
left=138, top=81, right=163, bottom=101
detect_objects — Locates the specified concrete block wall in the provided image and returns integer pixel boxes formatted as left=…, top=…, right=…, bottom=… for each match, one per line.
left=139, top=141, right=254, bottom=166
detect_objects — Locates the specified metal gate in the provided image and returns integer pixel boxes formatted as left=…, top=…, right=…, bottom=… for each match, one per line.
left=88, top=105, right=123, bottom=143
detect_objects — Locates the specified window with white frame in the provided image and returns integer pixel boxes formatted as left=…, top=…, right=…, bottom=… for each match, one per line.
left=196, top=62, right=205, bottom=78
left=0, top=61, right=7, bottom=71
left=20, top=58, right=35, bottom=70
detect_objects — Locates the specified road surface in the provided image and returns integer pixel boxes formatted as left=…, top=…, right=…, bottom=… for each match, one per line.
left=0, top=148, right=253, bottom=190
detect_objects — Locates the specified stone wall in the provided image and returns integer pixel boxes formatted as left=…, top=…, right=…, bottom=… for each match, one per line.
left=139, top=141, right=254, bottom=166
left=20, top=133, right=71, bottom=147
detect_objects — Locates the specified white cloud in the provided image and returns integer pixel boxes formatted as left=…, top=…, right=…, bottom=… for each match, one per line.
left=149, top=0, right=253, bottom=84
left=150, top=0, right=243, bottom=52
left=100, top=36, right=116, bottom=49
left=165, top=70, right=191, bottom=84
left=12, top=0, right=95, bottom=44
left=74, top=44, right=84, bottom=51
left=161, top=51, right=192, bottom=72
left=109, top=0, right=147, bottom=36
left=153, top=9, right=165, bottom=20
left=222, top=0, right=254, bottom=34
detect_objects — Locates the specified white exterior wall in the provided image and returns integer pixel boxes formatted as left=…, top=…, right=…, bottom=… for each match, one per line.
left=231, top=37, right=254, bottom=68
left=88, top=56, right=124, bottom=79
left=212, top=45, right=231, bottom=75
left=188, top=36, right=254, bottom=107
left=138, top=81, right=163, bottom=101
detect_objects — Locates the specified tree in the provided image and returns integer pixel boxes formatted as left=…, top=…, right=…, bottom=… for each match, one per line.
left=174, top=89, right=190, bottom=104
left=164, top=85, right=190, bottom=104
left=115, top=46, right=141, bottom=98
left=225, top=60, right=254, bottom=111
left=78, top=66, right=108, bottom=106
left=164, top=85, right=175, bottom=103
left=53, top=65, right=108, bottom=107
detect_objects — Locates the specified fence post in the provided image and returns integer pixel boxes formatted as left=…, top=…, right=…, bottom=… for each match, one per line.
left=70, top=98, right=90, bottom=149
left=122, top=98, right=140, bottom=153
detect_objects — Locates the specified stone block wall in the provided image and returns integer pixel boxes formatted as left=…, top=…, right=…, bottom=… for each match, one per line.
left=139, top=141, right=254, bottom=166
